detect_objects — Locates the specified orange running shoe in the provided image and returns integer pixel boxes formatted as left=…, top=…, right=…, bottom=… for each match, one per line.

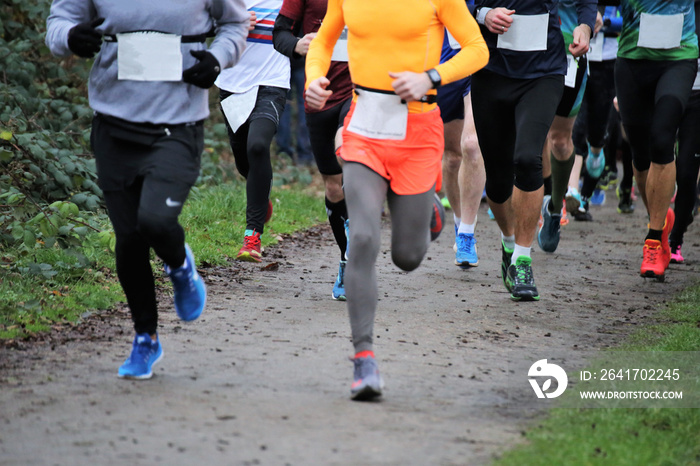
left=560, top=201, right=570, bottom=227
left=660, top=207, right=675, bottom=269
left=640, top=239, right=665, bottom=281
left=237, top=230, right=262, bottom=262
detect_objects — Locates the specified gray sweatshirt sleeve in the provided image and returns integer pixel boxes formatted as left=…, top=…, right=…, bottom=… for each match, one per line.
left=45, top=0, right=97, bottom=57
left=208, top=0, right=249, bottom=70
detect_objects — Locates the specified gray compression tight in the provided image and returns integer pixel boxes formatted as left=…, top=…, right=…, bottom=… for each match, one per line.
left=342, top=161, right=434, bottom=354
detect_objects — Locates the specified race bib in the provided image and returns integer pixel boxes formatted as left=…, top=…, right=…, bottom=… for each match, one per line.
left=331, top=27, right=349, bottom=62
left=497, top=14, right=548, bottom=52
left=637, top=13, right=683, bottom=49
left=565, top=55, right=577, bottom=88
left=347, top=89, right=407, bottom=140
left=447, top=29, right=461, bottom=49
left=220, top=86, right=259, bottom=133
left=587, top=33, right=603, bottom=62
left=117, top=32, right=183, bottom=81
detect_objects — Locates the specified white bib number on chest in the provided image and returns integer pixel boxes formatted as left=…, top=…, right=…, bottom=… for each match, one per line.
left=637, top=13, right=683, bottom=49
left=347, top=90, right=407, bottom=140
left=220, top=86, right=259, bottom=134
left=117, top=32, right=183, bottom=81
left=497, top=14, right=548, bottom=52
left=331, top=27, right=349, bottom=62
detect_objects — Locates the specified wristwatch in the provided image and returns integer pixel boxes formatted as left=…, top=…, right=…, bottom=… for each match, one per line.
left=426, top=68, right=442, bottom=89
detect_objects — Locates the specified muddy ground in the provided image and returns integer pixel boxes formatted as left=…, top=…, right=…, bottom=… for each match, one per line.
left=1, top=192, right=699, bottom=466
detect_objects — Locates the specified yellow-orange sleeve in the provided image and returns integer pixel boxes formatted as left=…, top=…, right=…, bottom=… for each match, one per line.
left=434, top=0, right=489, bottom=85
left=305, top=0, right=345, bottom=89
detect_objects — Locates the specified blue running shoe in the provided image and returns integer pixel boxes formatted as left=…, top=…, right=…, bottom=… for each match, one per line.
left=350, top=351, right=383, bottom=401
left=455, top=233, right=479, bottom=267
left=590, top=188, right=606, bottom=206
left=332, top=260, right=347, bottom=301
left=165, top=244, right=206, bottom=322
left=344, top=219, right=350, bottom=259
left=586, top=147, right=606, bottom=179
left=118, top=333, right=163, bottom=379
left=537, top=195, right=561, bottom=253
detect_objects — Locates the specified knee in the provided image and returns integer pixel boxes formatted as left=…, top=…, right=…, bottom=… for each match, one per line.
left=324, top=176, right=344, bottom=201
left=137, top=212, right=177, bottom=241
left=514, top=157, right=543, bottom=192
left=248, top=139, right=268, bottom=159
left=460, top=134, right=481, bottom=160
left=392, top=241, right=427, bottom=271
left=443, top=148, right=462, bottom=172
left=548, top=131, right=573, bottom=159
left=351, top=228, right=379, bottom=259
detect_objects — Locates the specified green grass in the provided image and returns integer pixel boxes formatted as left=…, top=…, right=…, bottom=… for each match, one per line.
left=0, top=181, right=324, bottom=340
left=494, top=282, right=700, bottom=466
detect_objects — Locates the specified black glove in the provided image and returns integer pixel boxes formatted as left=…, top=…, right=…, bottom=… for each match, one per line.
left=67, top=18, right=105, bottom=58
left=182, top=50, right=221, bottom=89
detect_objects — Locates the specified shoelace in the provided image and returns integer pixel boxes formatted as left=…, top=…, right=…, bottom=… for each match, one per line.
left=515, top=264, right=534, bottom=285
left=457, top=234, right=475, bottom=252
left=132, top=340, right=156, bottom=363
left=243, top=234, right=261, bottom=250
left=644, top=244, right=661, bottom=263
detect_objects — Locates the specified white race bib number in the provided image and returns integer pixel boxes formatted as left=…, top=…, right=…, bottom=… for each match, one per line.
left=331, top=27, right=349, bottom=62
left=220, top=86, right=259, bottom=133
left=497, top=14, right=548, bottom=52
left=347, top=89, right=407, bottom=140
left=565, top=55, right=578, bottom=88
left=637, top=13, right=683, bottom=49
left=117, top=32, right=183, bottom=81
left=588, top=33, right=603, bottom=62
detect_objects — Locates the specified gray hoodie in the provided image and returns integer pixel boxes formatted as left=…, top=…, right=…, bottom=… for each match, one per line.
left=46, top=0, right=249, bottom=124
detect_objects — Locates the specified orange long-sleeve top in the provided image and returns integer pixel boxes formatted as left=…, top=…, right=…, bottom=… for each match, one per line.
left=305, top=0, right=488, bottom=114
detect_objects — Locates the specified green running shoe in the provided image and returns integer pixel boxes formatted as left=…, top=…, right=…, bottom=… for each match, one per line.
left=506, top=256, right=540, bottom=301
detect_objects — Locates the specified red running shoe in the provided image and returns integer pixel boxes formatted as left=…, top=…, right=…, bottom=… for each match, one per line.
left=237, top=231, right=262, bottom=263
left=660, top=207, right=675, bottom=269
left=640, top=239, right=665, bottom=281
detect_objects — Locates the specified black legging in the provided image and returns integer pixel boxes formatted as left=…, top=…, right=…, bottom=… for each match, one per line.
left=615, top=58, right=697, bottom=171
left=670, top=90, right=700, bottom=248
left=227, top=117, right=276, bottom=234
left=472, top=69, right=563, bottom=203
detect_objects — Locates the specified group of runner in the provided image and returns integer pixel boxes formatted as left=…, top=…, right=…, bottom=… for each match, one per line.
left=45, top=0, right=698, bottom=401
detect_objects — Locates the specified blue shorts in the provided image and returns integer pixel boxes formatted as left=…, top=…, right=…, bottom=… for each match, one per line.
left=437, top=76, right=472, bottom=124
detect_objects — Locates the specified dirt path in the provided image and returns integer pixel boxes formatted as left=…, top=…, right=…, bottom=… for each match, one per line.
left=2, top=195, right=699, bottom=466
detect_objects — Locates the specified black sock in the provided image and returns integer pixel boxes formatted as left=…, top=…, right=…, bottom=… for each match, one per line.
left=543, top=176, right=552, bottom=197
left=645, top=229, right=662, bottom=242
left=325, top=197, right=348, bottom=260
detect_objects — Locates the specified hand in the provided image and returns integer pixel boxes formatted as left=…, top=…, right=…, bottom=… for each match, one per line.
left=305, top=77, right=332, bottom=110
left=569, top=24, right=591, bottom=58
left=67, top=17, right=105, bottom=58
left=594, top=11, right=604, bottom=35
left=182, top=50, right=221, bottom=89
left=485, top=8, right=514, bottom=35
left=248, top=11, right=257, bottom=31
left=294, top=33, right=317, bottom=56
left=388, top=71, right=432, bottom=103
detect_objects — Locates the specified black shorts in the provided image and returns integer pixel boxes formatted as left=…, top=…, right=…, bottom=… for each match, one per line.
left=305, top=97, right=352, bottom=176
left=556, top=56, right=588, bottom=118
left=220, top=86, right=287, bottom=129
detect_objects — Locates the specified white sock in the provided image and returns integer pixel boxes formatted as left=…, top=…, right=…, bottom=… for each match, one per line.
left=458, top=222, right=476, bottom=235
left=511, top=244, right=531, bottom=265
left=453, top=214, right=461, bottom=227
left=501, top=233, right=515, bottom=251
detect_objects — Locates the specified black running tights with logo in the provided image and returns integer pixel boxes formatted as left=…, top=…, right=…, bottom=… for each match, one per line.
left=91, top=116, right=203, bottom=335
left=670, top=90, right=700, bottom=248
left=472, top=69, right=564, bottom=203
left=615, top=58, right=697, bottom=172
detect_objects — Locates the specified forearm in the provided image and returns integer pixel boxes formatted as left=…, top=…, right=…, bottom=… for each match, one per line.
left=208, top=0, right=249, bottom=70
left=273, top=14, right=301, bottom=58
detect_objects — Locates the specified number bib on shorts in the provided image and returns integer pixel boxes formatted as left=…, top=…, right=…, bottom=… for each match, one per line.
left=117, top=32, right=183, bottom=81
left=347, top=88, right=408, bottom=140
left=588, top=33, right=603, bottom=62
left=220, top=86, right=259, bottom=133
left=637, top=13, right=683, bottom=49
left=564, top=55, right=578, bottom=88
left=497, top=14, right=548, bottom=52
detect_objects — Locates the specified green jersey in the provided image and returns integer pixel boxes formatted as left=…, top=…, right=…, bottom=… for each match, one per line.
left=618, top=0, right=698, bottom=61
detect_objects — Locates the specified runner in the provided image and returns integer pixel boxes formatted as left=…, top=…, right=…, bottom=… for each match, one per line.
left=613, top=0, right=698, bottom=281
left=273, top=0, right=355, bottom=300
left=46, top=0, right=248, bottom=379
left=669, top=1, right=700, bottom=265
left=305, top=0, right=488, bottom=400
left=471, top=0, right=595, bottom=300
left=217, top=0, right=290, bottom=263
left=537, top=0, right=598, bottom=253
left=437, top=27, right=487, bottom=269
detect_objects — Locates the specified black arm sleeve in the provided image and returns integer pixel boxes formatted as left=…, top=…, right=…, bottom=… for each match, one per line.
left=273, top=14, right=301, bottom=59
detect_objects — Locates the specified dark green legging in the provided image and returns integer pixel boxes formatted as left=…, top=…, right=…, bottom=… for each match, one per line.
left=342, top=162, right=434, bottom=353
